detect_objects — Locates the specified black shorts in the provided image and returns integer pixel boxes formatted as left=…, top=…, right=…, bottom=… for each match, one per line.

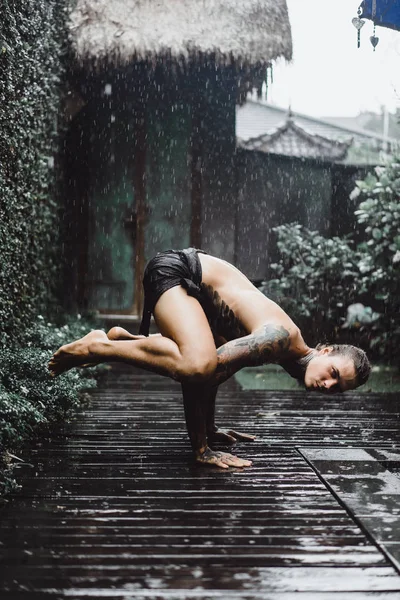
left=139, top=248, right=206, bottom=336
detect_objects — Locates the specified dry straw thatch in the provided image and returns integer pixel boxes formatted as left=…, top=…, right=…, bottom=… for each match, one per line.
left=69, top=0, right=292, bottom=67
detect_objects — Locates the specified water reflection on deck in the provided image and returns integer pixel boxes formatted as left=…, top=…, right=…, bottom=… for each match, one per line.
left=1, top=365, right=400, bottom=597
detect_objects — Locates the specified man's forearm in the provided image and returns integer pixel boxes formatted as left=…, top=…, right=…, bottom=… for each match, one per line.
left=208, top=324, right=291, bottom=386
left=181, top=380, right=254, bottom=468
left=181, top=383, right=220, bottom=454
left=181, top=382, right=209, bottom=455
left=205, top=385, right=218, bottom=434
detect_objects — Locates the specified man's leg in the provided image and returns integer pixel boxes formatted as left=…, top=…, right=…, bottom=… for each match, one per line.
left=48, top=286, right=217, bottom=381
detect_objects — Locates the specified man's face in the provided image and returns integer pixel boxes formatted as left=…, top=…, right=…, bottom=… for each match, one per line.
left=304, top=348, right=358, bottom=394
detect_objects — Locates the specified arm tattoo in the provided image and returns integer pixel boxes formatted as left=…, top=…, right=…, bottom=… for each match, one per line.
left=212, top=324, right=291, bottom=385
left=234, top=324, right=291, bottom=365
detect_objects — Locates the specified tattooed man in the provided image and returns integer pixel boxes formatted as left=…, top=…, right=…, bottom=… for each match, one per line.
left=49, top=248, right=371, bottom=469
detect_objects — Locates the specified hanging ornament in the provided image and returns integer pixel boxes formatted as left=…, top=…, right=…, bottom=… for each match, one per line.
left=264, top=64, right=273, bottom=101
left=370, top=1, right=379, bottom=51
left=370, top=25, right=379, bottom=50
left=352, top=8, right=365, bottom=48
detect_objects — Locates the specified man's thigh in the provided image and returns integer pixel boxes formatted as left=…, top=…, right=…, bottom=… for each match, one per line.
left=154, top=285, right=216, bottom=358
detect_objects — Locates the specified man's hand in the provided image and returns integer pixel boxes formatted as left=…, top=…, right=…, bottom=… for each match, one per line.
left=196, top=447, right=252, bottom=469
left=208, top=428, right=256, bottom=446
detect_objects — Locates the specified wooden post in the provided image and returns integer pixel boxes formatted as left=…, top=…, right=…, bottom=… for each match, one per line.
left=190, top=66, right=203, bottom=248
left=133, top=83, right=147, bottom=317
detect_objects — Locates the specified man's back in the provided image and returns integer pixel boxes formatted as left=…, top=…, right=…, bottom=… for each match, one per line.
left=199, top=253, right=303, bottom=352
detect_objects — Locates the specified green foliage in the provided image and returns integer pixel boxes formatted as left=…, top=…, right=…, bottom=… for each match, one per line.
left=263, top=155, right=400, bottom=364
left=262, top=224, right=360, bottom=343
left=0, top=1, right=88, bottom=497
left=353, top=158, right=400, bottom=362
left=0, top=316, right=102, bottom=496
left=0, top=0, right=68, bottom=340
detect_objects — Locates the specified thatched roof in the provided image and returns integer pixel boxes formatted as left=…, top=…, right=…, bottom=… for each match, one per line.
left=69, top=0, right=292, bottom=67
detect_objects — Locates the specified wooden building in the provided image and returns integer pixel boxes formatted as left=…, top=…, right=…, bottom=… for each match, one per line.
left=63, top=0, right=292, bottom=315
left=235, top=100, right=398, bottom=282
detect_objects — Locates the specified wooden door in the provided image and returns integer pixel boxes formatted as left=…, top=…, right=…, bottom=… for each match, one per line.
left=133, top=96, right=192, bottom=314
left=86, top=99, right=136, bottom=312
left=85, top=90, right=192, bottom=314
left=144, top=99, right=192, bottom=262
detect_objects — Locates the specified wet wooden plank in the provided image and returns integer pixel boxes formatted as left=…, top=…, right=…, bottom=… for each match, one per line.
left=1, top=567, right=400, bottom=596
left=1, top=366, right=400, bottom=596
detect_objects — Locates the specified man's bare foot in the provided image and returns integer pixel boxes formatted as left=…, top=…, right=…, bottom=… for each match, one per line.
left=48, top=330, right=109, bottom=377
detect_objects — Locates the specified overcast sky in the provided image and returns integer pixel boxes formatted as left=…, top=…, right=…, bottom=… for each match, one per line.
left=268, top=0, right=400, bottom=117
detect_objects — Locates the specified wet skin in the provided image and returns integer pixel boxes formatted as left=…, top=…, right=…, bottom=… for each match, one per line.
left=48, top=325, right=358, bottom=468
left=304, top=349, right=358, bottom=394
left=181, top=283, right=293, bottom=468
left=48, top=254, right=361, bottom=469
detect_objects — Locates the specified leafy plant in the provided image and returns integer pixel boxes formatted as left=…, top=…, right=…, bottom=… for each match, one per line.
left=262, top=154, right=400, bottom=365
left=352, top=157, right=400, bottom=363
left=0, top=316, right=104, bottom=497
left=261, top=223, right=361, bottom=344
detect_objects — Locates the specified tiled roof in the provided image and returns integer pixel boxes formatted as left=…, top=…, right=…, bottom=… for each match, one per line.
left=236, top=99, right=398, bottom=165
left=239, top=115, right=351, bottom=161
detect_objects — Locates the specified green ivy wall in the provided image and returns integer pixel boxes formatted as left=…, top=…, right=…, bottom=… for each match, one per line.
left=0, top=0, right=68, bottom=341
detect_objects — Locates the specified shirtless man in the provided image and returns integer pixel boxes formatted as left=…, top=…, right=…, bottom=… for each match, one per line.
left=48, top=248, right=371, bottom=469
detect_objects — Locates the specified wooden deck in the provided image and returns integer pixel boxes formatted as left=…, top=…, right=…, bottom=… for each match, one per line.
left=1, top=365, right=400, bottom=598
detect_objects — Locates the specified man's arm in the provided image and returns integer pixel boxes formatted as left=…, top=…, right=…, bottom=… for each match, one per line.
left=180, top=324, right=290, bottom=468
left=181, top=382, right=252, bottom=469
left=210, top=323, right=291, bottom=386
left=205, top=385, right=256, bottom=445
left=205, top=385, right=219, bottom=437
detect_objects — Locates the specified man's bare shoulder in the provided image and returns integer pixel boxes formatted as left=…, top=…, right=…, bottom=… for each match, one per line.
left=233, top=289, right=300, bottom=336
left=199, top=253, right=255, bottom=290
left=199, top=254, right=301, bottom=334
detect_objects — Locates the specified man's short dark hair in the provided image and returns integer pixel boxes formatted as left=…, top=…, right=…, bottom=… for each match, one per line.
left=316, top=343, right=371, bottom=387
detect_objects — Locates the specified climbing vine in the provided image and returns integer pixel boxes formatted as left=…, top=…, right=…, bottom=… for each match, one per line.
left=0, top=0, right=69, bottom=342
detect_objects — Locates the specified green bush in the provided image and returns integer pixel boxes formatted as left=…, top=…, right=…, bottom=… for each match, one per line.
left=261, top=223, right=361, bottom=344
left=0, top=316, right=103, bottom=497
left=262, top=155, right=400, bottom=364
left=0, top=2, right=93, bottom=496
left=353, top=158, right=400, bottom=364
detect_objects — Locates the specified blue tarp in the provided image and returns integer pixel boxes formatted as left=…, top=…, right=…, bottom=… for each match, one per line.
left=360, top=0, right=400, bottom=31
